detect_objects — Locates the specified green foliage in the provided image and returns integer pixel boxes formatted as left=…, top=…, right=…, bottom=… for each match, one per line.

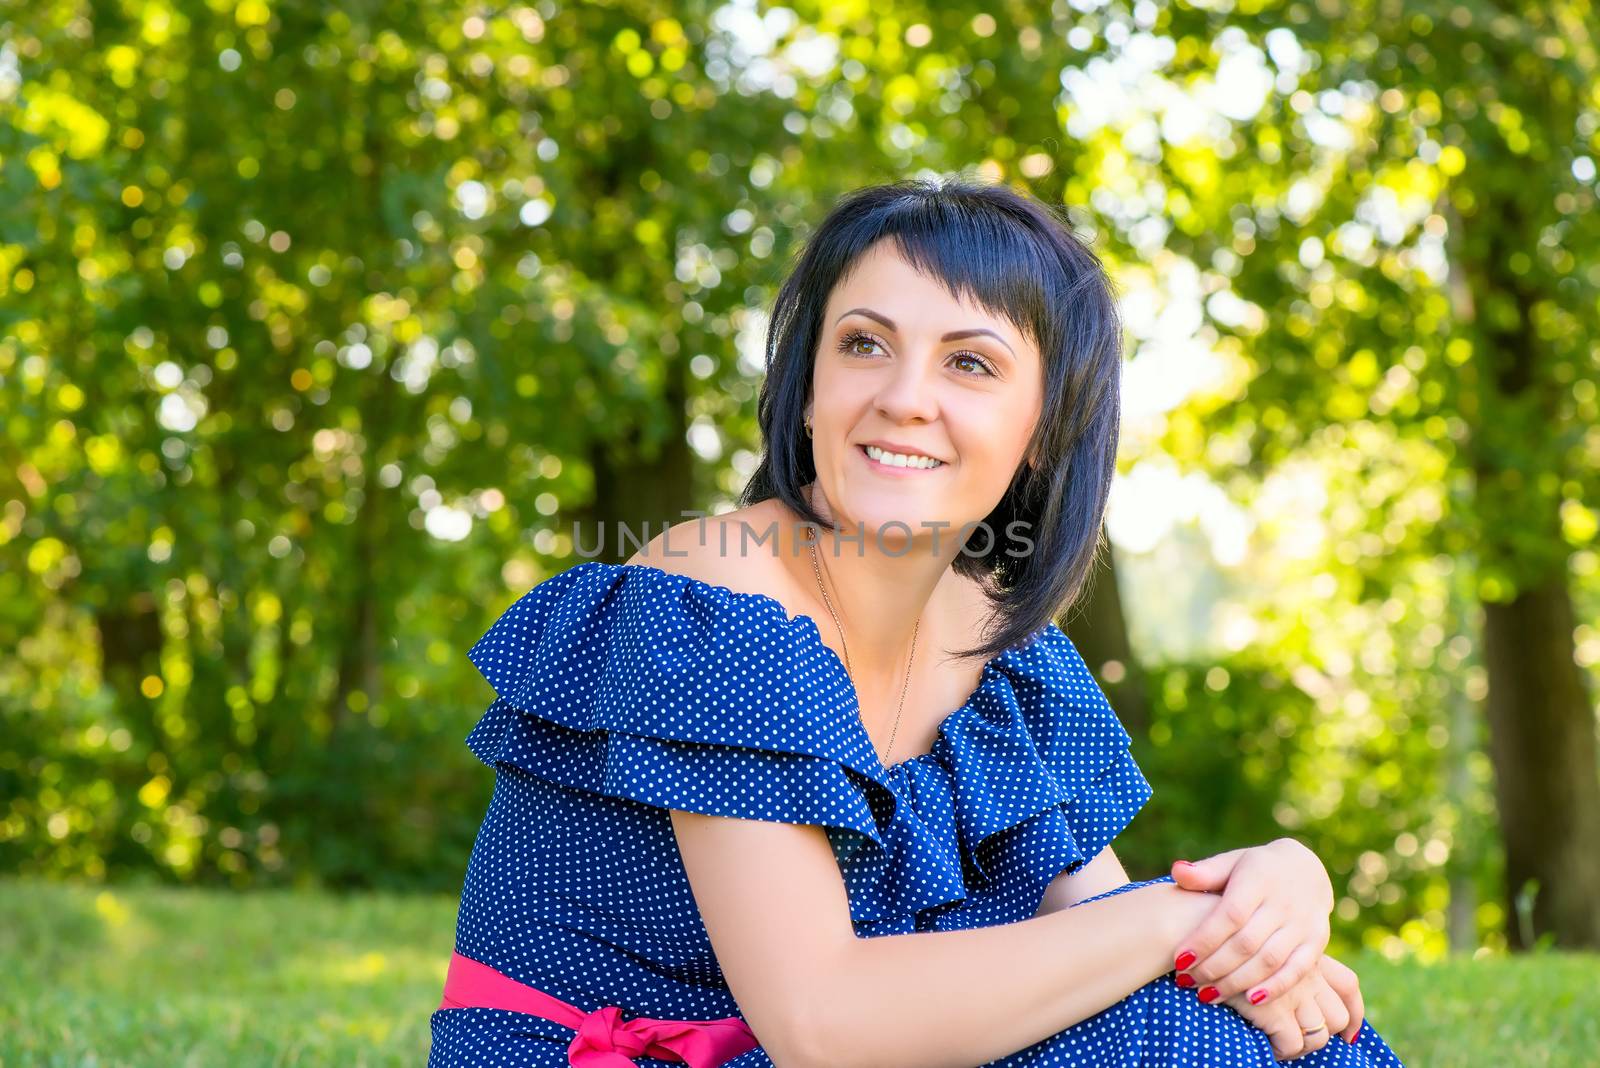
left=1083, top=0, right=1600, bottom=950
left=1, top=0, right=1595, bottom=962
left=1126, top=655, right=1504, bottom=959
left=0, top=0, right=802, bottom=888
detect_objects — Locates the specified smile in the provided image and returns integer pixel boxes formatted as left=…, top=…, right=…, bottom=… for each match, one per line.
left=859, top=444, right=946, bottom=471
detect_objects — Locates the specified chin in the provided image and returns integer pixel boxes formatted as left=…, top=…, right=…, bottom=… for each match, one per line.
left=823, top=490, right=962, bottom=553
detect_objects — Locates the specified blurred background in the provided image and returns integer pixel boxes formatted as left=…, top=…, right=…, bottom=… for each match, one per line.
left=2, top=0, right=1597, bottom=1063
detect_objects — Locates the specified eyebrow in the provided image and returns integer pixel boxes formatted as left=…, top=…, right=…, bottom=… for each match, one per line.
left=835, top=307, right=1016, bottom=359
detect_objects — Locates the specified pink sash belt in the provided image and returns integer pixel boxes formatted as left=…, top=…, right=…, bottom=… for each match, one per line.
left=437, top=950, right=761, bottom=1067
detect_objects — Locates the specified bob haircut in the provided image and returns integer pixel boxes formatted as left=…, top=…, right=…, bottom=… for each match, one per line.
left=739, top=175, right=1124, bottom=662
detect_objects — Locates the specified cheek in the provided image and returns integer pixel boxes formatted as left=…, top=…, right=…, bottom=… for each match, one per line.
left=951, top=406, right=1034, bottom=468
left=810, top=370, right=859, bottom=424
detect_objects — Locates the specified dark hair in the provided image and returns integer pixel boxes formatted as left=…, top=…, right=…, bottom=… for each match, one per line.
left=738, top=175, right=1124, bottom=662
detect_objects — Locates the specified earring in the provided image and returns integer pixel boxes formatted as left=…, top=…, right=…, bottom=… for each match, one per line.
left=804, top=419, right=813, bottom=439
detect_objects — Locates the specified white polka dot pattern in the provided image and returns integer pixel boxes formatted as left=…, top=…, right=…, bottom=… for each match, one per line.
left=429, top=561, right=1405, bottom=1067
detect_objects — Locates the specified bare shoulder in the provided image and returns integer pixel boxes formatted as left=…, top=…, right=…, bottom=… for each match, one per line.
left=623, top=499, right=805, bottom=607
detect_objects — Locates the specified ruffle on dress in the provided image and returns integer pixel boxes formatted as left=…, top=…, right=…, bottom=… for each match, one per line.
left=463, top=561, right=1152, bottom=926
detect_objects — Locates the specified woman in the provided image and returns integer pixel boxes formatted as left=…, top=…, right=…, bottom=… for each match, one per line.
left=429, top=178, right=1406, bottom=1066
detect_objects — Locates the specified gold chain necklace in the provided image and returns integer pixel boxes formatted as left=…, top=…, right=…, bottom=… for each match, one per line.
left=808, top=536, right=920, bottom=766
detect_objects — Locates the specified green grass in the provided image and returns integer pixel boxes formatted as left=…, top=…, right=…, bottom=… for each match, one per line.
left=3, top=877, right=1597, bottom=1066
left=2, top=878, right=452, bottom=1066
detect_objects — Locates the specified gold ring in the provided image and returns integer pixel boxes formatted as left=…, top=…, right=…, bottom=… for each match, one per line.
left=1301, top=1025, right=1327, bottom=1036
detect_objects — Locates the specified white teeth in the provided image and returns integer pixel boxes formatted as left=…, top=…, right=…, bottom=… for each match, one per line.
left=865, top=444, right=943, bottom=469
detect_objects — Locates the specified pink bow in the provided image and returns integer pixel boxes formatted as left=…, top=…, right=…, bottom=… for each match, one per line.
left=438, top=951, right=761, bottom=1068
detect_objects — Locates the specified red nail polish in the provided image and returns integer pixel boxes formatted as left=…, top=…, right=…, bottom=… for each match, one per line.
left=1175, top=972, right=1196, bottom=988
left=1248, top=989, right=1267, bottom=1005
left=1174, top=859, right=1193, bottom=867
left=1198, top=986, right=1219, bottom=1004
left=1174, top=950, right=1196, bottom=970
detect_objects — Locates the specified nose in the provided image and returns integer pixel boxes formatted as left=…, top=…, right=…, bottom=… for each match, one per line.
left=872, top=352, right=941, bottom=424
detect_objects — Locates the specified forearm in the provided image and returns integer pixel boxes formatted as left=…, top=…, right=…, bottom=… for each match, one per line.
left=801, top=877, right=1212, bottom=1068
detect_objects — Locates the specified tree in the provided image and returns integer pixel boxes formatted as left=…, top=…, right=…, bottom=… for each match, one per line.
left=1142, top=0, right=1600, bottom=947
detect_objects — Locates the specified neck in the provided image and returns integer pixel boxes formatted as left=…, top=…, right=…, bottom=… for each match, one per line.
left=787, top=482, right=965, bottom=689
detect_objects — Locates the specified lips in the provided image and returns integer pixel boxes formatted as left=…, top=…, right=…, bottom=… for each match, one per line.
left=859, top=439, right=947, bottom=464
left=857, top=443, right=946, bottom=472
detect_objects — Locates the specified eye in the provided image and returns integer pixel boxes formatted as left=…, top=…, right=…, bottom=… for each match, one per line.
left=837, top=330, right=996, bottom=377
left=837, top=329, right=882, bottom=357
left=950, top=351, right=997, bottom=377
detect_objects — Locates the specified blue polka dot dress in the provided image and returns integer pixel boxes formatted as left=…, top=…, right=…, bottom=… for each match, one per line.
left=429, top=561, right=1405, bottom=1067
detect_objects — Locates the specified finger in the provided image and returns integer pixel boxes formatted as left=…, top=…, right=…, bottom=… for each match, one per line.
left=1242, top=996, right=1305, bottom=1062
left=1267, top=1018, right=1304, bottom=1063
left=1173, top=881, right=1266, bottom=975
left=1314, top=979, right=1351, bottom=1040
left=1202, top=921, right=1295, bottom=997
left=1171, top=850, right=1241, bottom=892
left=1346, top=985, right=1366, bottom=1045
left=1294, top=998, right=1330, bottom=1056
left=1239, top=939, right=1322, bottom=1007
left=1318, top=956, right=1366, bottom=1042
left=1233, top=995, right=1302, bottom=1063
left=1222, top=988, right=1274, bottom=1019
left=1190, top=904, right=1279, bottom=987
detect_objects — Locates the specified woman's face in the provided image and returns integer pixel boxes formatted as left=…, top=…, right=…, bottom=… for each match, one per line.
left=806, top=239, right=1045, bottom=549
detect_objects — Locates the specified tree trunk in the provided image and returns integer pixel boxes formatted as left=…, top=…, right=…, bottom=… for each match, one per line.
left=1445, top=682, right=1480, bottom=956
left=571, top=356, right=694, bottom=564
left=95, top=595, right=164, bottom=700
left=1446, top=179, right=1600, bottom=950
left=1479, top=577, right=1600, bottom=949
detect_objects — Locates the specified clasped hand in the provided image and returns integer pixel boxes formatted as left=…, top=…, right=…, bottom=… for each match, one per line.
left=1169, top=838, right=1364, bottom=1059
